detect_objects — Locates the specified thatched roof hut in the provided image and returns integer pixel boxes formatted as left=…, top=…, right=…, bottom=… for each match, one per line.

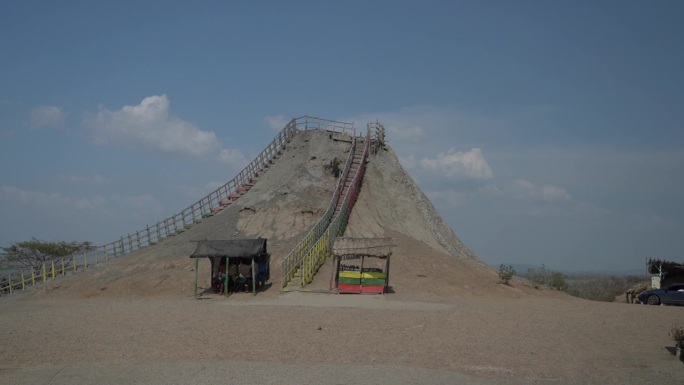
left=331, top=237, right=393, bottom=294
left=332, top=237, right=393, bottom=258
left=647, top=258, right=684, bottom=287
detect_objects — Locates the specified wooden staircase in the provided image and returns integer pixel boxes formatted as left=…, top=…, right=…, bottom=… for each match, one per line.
left=282, top=137, right=367, bottom=292
left=336, top=138, right=365, bottom=214
left=283, top=269, right=303, bottom=292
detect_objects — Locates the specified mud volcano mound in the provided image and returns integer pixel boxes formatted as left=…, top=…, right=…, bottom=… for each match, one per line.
left=27, top=129, right=538, bottom=300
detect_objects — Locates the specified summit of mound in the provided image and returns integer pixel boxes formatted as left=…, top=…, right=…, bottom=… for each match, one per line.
left=22, top=129, right=559, bottom=301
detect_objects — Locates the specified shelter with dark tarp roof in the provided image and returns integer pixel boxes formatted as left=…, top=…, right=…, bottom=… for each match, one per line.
left=190, top=238, right=270, bottom=297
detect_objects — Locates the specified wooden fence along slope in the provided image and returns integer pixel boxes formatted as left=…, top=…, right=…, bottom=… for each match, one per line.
left=1, top=116, right=381, bottom=296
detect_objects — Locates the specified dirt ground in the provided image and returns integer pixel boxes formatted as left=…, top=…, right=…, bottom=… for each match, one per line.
left=1, top=129, right=682, bottom=384
left=1, top=291, right=682, bottom=384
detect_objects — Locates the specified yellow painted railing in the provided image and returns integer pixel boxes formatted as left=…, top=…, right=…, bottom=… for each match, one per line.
left=0, top=254, right=96, bottom=295
left=282, top=125, right=372, bottom=288
left=0, top=115, right=350, bottom=297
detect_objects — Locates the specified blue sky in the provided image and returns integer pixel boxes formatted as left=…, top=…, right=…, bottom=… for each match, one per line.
left=1, top=1, right=683, bottom=272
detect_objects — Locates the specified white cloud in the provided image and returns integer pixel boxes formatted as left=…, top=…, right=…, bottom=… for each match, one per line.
left=83, top=95, right=221, bottom=158
left=73, top=195, right=107, bottom=210
left=217, top=148, right=247, bottom=165
left=28, top=105, right=67, bottom=129
left=0, top=184, right=169, bottom=217
left=386, top=125, right=426, bottom=143
left=0, top=185, right=106, bottom=210
left=416, top=147, right=493, bottom=180
left=511, top=179, right=572, bottom=202
left=1, top=185, right=67, bottom=206
left=264, top=115, right=289, bottom=131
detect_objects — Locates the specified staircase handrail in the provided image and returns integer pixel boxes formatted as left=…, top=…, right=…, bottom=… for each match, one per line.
left=280, top=126, right=360, bottom=288
left=297, top=127, right=371, bottom=286
left=368, top=121, right=385, bottom=154
left=0, top=115, right=350, bottom=295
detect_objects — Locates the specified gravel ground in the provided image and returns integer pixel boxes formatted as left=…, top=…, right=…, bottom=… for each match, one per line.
left=1, top=293, right=682, bottom=385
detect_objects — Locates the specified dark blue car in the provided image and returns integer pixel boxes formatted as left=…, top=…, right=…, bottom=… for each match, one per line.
left=638, top=283, right=684, bottom=305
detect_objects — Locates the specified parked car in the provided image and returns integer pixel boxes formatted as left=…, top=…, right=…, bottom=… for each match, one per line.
left=638, top=283, right=684, bottom=305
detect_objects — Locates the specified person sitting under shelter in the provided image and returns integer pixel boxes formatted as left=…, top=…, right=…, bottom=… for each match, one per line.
left=256, top=257, right=268, bottom=289
left=238, top=259, right=252, bottom=293
left=213, top=265, right=227, bottom=294
left=212, top=274, right=222, bottom=294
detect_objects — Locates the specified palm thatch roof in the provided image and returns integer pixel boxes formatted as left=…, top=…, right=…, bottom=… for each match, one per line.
left=332, top=237, right=393, bottom=258
left=647, top=258, right=684, bottom=275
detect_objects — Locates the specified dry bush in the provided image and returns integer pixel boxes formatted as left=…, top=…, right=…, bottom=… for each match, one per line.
left=566, top=274, right=646, bottom=302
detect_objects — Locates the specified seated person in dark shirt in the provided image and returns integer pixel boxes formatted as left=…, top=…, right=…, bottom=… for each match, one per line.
left=238, top=261, right=252, bottom=292
left=256, top=258, right=268, bottom=289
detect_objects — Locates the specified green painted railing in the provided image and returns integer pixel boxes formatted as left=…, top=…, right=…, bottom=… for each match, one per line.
left=281, top=126, right=371, bottom=289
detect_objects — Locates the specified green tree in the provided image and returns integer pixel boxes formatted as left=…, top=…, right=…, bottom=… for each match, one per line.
left=498, top=264, right=516, bottom=285
left=566, top=274, right=646, bottom=302
left=550, top=271, right=568, bottom=291
left=527, top=264, right=550, bottom=286
left=1, top=238, right=92, bottom=270
left=525, top=264, right=568, bottom=292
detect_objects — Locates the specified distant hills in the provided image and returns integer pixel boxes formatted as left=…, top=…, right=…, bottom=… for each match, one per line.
left=491, top=263, right=648, bottom=277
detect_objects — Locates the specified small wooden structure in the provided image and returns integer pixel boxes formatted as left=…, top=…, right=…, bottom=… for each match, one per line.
left=190, top=238, right=270, bottom=297
left=647, top=258, right=684, bottom=288
left=330, top=237, right=392, bottom=294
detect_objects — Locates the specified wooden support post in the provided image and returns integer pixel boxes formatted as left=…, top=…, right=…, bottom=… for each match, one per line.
left=42, top=263, right=47, bottom=283
left=359, top=256, right=365, bottom=293
left=105, top=248, right=109, bottom=263
left=252, top=258, right=256, bottom=296
left=20, top=271, right=25, bottom=290
left=31, top=268, right=35, bottom=285
left=73, top=254, right=77, bottom=271
left=194, top=257, right=199, bottom=299
left=61, top=258, right=65, bottom=275
left=51, top=260, right=56, bottom=278
left=329, top=255, right=336, bottom=292
left=136, top=231, right=141, bottom=249
left=84, top=250, right=88, bottom=269
left=224, top=258, right=230, bottom=297
left=95, top=248, right=99, bottom=265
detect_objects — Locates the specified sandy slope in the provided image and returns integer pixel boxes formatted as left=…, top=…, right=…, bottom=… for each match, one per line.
left=20, top=130, right=350, bottom=300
